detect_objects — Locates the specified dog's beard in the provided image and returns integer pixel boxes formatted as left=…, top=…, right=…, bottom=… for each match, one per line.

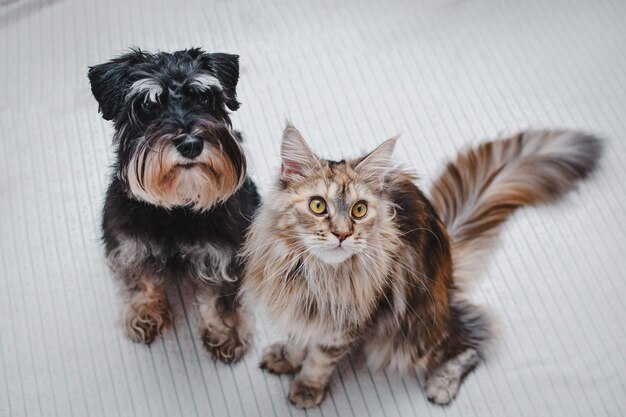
left=125, top=125, right=245, bottom=210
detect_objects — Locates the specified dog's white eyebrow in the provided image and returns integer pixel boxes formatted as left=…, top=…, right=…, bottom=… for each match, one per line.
left=189, top=73, right=223, bottom=91
left=128, top=78, right=164, bottom=102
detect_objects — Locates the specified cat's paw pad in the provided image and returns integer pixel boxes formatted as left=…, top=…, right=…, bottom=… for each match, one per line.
left=425, top=373, right=460, bottom=405
left=260, top=343, right=299, bottom=375
left=289, top=379, right=326, bottom=409
left=201, top=324, right=251, bottom=364
left=123, top=303, right=172, bottom=345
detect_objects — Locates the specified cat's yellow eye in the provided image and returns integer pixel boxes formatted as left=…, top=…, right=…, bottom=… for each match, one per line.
left=309, top=197, right=327, bottom=215
left=351, top=201, right=368, bottom=218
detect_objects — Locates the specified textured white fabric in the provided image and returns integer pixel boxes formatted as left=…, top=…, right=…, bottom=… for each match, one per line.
left=1, top=0, right=625, bottom=416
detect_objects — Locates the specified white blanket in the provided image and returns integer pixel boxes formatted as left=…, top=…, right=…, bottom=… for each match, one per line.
left=1, top=0, right=624, bottom=416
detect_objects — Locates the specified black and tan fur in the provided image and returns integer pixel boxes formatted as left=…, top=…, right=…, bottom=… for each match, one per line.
left=242, top=126, right=601, bottom=408
left=89, top=48, right=260, bottom=362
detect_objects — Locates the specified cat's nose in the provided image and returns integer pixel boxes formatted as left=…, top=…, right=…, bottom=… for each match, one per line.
left=333, top=231, right=352, bottom=242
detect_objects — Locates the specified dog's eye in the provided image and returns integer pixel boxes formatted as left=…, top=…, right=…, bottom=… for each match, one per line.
left=198, top=93, right=212, bottom=107
left=141, top=100, right=158, bottom=114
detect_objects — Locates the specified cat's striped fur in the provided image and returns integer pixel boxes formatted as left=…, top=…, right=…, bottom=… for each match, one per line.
left=242, top=127, right=601, bottom=408
left=431, top=130, right=603, bottom=286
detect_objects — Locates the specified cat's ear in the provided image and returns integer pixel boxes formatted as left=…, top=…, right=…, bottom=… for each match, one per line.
left=355, top=136, right=398, bottom=184
left=280, top=125, right=320, bottom=182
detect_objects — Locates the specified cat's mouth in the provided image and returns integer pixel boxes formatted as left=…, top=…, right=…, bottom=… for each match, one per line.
left=316, top=245, right=354, bottom=265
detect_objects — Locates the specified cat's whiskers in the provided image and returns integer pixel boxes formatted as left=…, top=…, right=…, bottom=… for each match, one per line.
left=270, top=250, right=305, bottom=284
left=293, top=247, right=318, bottom=283
left=358, top=249, right=427, bottom=330
left=243, top=233, right=302, bottom=256
left=366, top=239, right=437, bottom=307
left=385, top=255, right=438, bottom=328
left=356, top=252, right=411, bottom=344
left=360, top=247, right=434, bottom=334
left=265, top=254, right=306, bottom=318
left=273, top=246, right=321, bottom=320
left=396, top=227, right=444, bottom=251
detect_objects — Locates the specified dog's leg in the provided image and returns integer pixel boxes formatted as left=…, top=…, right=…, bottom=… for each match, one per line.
left=195, top=285, right=252, bottom=363
left=121, top=277, right=172, bottom=344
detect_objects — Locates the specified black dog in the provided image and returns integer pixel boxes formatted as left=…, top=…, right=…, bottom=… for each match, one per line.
left=88, top=48, right=259, bottom=363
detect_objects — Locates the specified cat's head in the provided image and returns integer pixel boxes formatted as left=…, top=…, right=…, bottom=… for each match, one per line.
left=269, top=125, right=398, bottom=265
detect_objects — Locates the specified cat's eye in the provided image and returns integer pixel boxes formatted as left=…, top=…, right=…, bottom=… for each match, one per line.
left=309, top=197, right=327, bottom=215
left=351, top=201, right=368, bottom=218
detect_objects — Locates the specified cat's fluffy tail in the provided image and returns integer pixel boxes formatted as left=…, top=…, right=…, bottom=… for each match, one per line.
left=429, top=130, right=602, bottom=284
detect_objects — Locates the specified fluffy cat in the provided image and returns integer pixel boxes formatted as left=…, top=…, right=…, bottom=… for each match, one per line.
left=242, top=125, right=601, bottom=408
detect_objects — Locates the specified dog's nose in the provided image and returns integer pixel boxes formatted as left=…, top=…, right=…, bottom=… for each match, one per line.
left=175, top=135, right=204, bottom=159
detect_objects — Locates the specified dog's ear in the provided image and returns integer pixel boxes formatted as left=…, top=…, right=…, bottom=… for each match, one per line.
left=206, top=53, right=240, bottom=111
left=88, top=49, right=149, bottom=121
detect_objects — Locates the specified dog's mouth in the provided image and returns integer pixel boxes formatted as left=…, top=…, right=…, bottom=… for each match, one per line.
left=177, top=162, right=198, bottom=169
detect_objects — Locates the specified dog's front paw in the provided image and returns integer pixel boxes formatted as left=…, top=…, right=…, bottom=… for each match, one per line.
left=260, top=343, right=299, bottom=375
left=122, top=302, right=172, bottom=345
left=201, top=323, right=251, bottom=364
left=289, top=379, right=327, bottom=409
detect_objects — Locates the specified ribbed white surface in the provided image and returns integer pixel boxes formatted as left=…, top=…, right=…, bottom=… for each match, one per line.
left=1, top=0, right=625, bottom=416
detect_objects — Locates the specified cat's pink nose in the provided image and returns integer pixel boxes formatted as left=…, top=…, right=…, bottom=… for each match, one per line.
left=333, top=231, right=352, bottom=242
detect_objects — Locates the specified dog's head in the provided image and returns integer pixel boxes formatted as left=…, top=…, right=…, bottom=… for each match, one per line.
left=88, top=48, right=246, bottom=210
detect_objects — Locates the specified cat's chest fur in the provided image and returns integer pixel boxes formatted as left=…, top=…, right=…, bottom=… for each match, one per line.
left=249, top=243, right=398, bottom=345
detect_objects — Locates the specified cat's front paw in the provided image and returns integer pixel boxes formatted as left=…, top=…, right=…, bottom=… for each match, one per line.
left=426, top=348, right=479, bottom=405
left=425, top=373, right=460, bottom=405
left=201, top=323, right=251, bottom=364
left=260, top=343, right=299, bottom=375
left=289, top=379, right=327, bottom=409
